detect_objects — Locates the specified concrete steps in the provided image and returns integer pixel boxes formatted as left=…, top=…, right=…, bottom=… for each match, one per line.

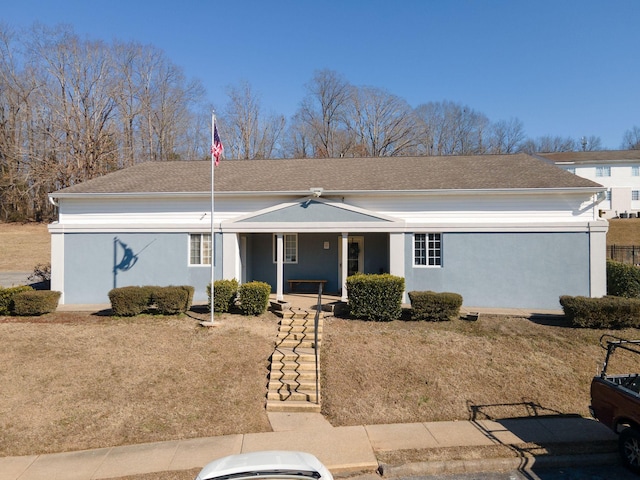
left=266, top=308, right=324, bottom=413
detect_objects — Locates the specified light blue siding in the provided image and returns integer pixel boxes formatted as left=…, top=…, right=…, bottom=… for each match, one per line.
left=241, top=200, right=388, bottom=222
left=404, top=232, right=590, bottom=309
left=63, top=232, right=221, bottom=304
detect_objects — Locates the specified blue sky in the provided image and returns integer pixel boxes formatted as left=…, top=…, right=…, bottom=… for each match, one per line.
left=3, top=0, right=639, bottom=149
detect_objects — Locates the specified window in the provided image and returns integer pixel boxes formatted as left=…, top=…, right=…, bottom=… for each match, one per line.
left=596, top=166, right=611, bottom=177
left=566, top=167, right=576, bottom=175
left=414, top=233, right=441, bottom=267
left=273, top=234, right=298, bottom=263
left=633, top=191, right=640, bottom=201
left=190, top=234, right=212, bottom=265
left=633, top=166, right=640, bottom=177
left=606, top=190, right=611, bottom=201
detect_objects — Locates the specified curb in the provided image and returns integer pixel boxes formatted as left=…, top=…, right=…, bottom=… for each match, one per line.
left=378, top=452, right=620, bottom=477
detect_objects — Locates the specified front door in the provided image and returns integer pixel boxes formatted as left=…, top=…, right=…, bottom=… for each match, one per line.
left=338, top=235, right=364, bottom=279
left=347, top=236, right=364, bottom=276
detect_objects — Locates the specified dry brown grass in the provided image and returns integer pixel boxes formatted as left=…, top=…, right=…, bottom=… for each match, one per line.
left=607, top=218, right=640, bottom=245
left=2, top=309, right=637, bottom=460
left=0, top=222, right=50, bottom=270
left=0, top=312, right=278, bottom=457
left=320, top=316, right=639, bottom=426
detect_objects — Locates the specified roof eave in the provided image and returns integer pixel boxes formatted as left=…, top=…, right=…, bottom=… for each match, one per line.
left=50, top=186, right=605, bottom=200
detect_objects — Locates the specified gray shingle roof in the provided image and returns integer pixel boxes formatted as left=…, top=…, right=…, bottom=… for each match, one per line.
left=52, top=153, right=602, bottom=196
left=538, top=149, right=640, bottom=164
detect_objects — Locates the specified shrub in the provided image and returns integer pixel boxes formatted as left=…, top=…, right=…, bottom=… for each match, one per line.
left=408, top=291, right=463, bottom=321
left=108, top=286, right=154, bottom=316
left=28, top=263, right=51, bottom=283
left=607, top=260, right=640, bottom=298
left=153, top=286, right=194, bottom=315
left=0, top=285, right=33, bottom=315
left=346, top=274, right=404, bottom=321
left=560, top=295, right=640, bottom=328
left=209, top=279, right=239, bottom=313
left=237, top=281, right=271, bottom=316
left=12, top=290, right=61, bottom=316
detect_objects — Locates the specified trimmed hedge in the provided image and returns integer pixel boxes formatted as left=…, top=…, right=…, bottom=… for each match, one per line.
left=238, top=281, right=271, bottom=316
left=408, top=291, right=463, bottom=321
left=346, top=274, right=404, bottom=321
left=108, top=286, right=155, bottom=316
left=153, top=286, right=194, bottom=315
left=208, top=279, right=239, bottom=313
left=560, top=295, right=640, bottom=328
left=12, top=290, right=61, bottom=316
left=0, top=285, right=33, bottom=315
left=109, top=285, right=195, bottom=316
left=607, top=260, right=640, bottom=298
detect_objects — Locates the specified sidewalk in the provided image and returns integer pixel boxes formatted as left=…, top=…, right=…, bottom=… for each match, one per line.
left=0, top=413, right=619, bottom=480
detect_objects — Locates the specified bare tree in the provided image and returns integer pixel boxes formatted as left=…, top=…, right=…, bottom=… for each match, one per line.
left=622, top=126, right=640, bottom=150
left=283, top=111, right=314, bottom=158
left=415, top=100, right=490, bottom=155
left=345, top=86, right=421, bottom=157
left=579, top=135, right=602, bottom=151
left=296, top=69, right=352, bottom=157
left=486, top=117, right=526, bottom=154
left=0, top=23, right=208, bottom=221
left=521, top=135, right=577, bottom=153
left=222, top=81, right=285, bottom=159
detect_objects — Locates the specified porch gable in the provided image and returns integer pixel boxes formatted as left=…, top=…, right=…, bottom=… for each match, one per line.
left=233, top=198, right=398, bottom=224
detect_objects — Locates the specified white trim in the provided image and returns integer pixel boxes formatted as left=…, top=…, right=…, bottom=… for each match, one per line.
left=388, top=233, right=405, bottom=302
left=50, top=186, right=606, bottom=201
left=340, top=233, right=349, bottom=302
left=413, top=233, right=443, bottom=268
left=50, top=232, right=65, bottom=304
left=589, top=223, right=608, bottom=298
left=48, top=220, right=607, bottom=235
left=276, top=234, right=284, bottom=301
left=188, top=233, right=212, bottom=266
left=48, top=223, right=220, bottom=233
left=222, top=233, right=241, bottom=281
left=226, top=196, right=403, bottom=224
left=233, top=222, right=406, bottom=233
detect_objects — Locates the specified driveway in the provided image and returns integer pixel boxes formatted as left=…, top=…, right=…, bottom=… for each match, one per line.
left=0, top=272, right=33, bottom=288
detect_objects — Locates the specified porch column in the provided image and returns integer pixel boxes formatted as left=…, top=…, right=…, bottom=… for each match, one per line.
left=389, top=232, right=406, bottom=303
left=276, top=233, right=284, bottom=301
left=341, top=233, right=349, bottom=302
left=588, top=221, right=608, bottom=298
left=222, top=233, right=240, bottom=281
left=50, top=231, right=65, bottom=304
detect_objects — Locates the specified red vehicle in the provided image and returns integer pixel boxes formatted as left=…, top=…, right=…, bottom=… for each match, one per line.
left=590, top=335, right=640, bottom=473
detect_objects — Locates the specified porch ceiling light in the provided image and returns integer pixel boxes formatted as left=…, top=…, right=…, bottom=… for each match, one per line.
left=310, top=187, right=323, bottom=197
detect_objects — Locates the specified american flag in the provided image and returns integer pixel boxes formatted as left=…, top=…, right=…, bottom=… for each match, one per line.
left=211, top=123, right=224, bottom=166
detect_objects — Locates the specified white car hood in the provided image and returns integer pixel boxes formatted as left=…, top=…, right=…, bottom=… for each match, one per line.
left=196, top=451, right=333, bottom=480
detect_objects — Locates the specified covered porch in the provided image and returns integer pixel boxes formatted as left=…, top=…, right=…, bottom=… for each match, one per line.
left=219, top=196, right=406, bottom=303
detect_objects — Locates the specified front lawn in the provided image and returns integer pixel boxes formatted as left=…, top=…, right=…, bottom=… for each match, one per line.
left=2, top=309, right=637, bottom=457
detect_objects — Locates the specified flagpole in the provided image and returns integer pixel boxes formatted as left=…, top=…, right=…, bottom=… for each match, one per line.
left=210, top=111, right=216, bottom=324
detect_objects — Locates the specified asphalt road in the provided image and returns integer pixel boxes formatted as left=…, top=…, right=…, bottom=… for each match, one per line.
left=398, top=463, right=637, bottom=479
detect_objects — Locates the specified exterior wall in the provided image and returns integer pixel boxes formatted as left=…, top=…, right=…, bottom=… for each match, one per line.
left=59, top=232, right=221, bottom=304
left=403, top=231, right=590, bottom=310
left=245, top=232, right=388, bottom=294
left=51, top=190, right=606, bottom=307
left=559, top=163, right=640, bottom=216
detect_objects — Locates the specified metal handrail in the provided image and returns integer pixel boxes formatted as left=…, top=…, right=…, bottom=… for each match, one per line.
left=314, top=282, right=323, bottom=405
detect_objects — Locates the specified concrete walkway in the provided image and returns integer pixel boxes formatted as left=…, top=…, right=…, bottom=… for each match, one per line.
left=0, top=413, right=619, bottom=480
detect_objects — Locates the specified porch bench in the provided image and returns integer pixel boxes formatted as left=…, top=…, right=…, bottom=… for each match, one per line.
left=287, top=279, right=327, bottom=293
